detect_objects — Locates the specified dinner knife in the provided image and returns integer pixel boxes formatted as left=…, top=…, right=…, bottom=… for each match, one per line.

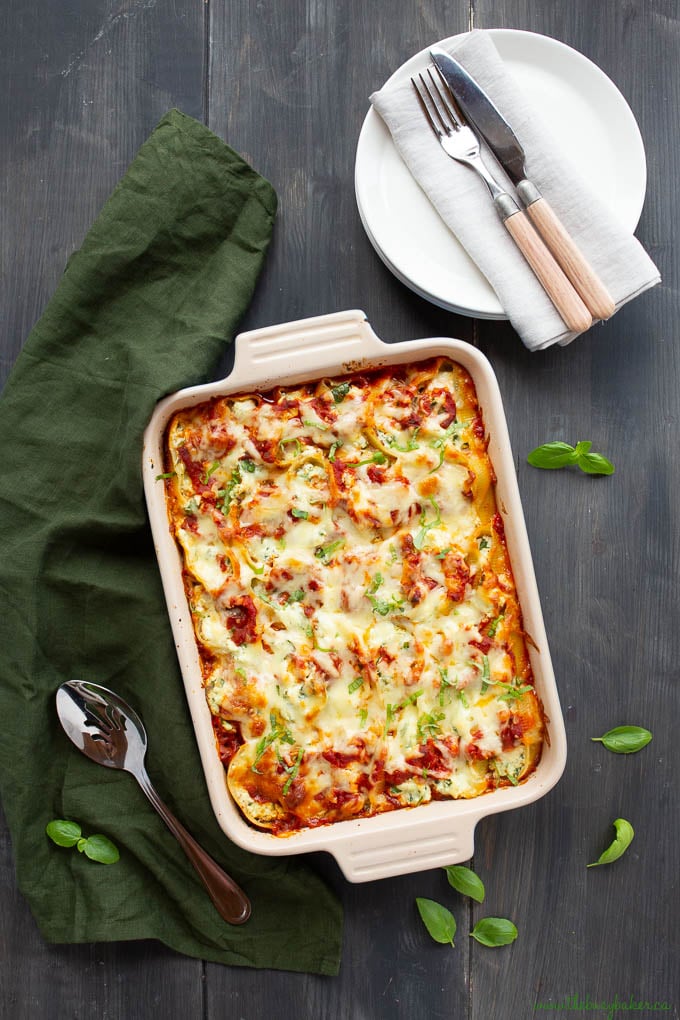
left=430, top=46, right=616, bottom=322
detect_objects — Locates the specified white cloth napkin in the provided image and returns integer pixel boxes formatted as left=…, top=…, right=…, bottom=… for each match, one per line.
left=370, top=30, right=660, bottom=351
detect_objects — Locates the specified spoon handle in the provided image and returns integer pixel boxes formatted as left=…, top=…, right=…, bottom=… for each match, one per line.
left=136, top=769, right=251, bottom=925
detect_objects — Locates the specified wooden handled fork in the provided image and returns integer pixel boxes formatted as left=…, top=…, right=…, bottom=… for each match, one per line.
left=412, top=69, right=593, bottom=335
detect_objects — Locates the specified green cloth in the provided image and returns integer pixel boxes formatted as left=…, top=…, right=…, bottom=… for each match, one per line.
left=0, top=109, right=343, bottom=976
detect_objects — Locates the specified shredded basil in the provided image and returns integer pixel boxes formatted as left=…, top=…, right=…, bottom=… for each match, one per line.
left=388, top=429, right=420, bottom=452
left=314, top=538, right=345, bottom=564
left=282, top=748, right=304, bottom=795
left=367, top=593, right=404, bottom=616
left=414, top=497, right=442, bottom=550
left=278, top=437, right=301, bottom=458
left=331, top=381, right=351, bottom=403
left=486, top=610, right=504, bottom=638
left=397, top=689, right=423, bottom=710
left=202, top=460, right=220, bottom=483
left=217, top=465, right=241, bottom=513
left=328, top=440, right=343, bottom=461
left=251, top=713, right=294, bottom=773
left=495, top=677, right=533, bottom=703
left=417, top=710, right=445, bottom=742
left=480, top=655, right=490, bottom=694
left=356, top=450, right=387, bottom=467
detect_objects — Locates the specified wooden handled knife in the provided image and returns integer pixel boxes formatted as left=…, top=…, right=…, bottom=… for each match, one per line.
left=430, top=46, right=616, bottom=321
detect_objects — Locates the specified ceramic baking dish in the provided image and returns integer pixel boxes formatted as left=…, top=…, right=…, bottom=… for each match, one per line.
left=142, top=309, right=567, bottom=882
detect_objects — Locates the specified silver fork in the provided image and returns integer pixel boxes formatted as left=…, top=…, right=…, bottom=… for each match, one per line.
left=412, top=69, right=592, bottom=334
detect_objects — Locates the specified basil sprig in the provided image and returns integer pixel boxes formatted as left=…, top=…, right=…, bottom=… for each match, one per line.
left=591, top=725, right=652, bottom=754
left=470, top=917, right=518, bottom=947
left=416, top=897, right=456, bottom=946
left=444, top=865, right=485, bottom=903
left=527, top=440, right=614, bottom=475
left=46, top=820, right=120, bottom=864
left=587, top=817, right=634, bottom=868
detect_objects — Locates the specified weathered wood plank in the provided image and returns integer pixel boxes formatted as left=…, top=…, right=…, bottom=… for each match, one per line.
left=473, top=1, right=680, bottom=1016
left=205, top=3, right=473, bottom=1017
left=2, top=0, right=679, bottom=1017
left=0, top=1, right=207, bottom=1016
left=0, top=0, right=206, bottom=391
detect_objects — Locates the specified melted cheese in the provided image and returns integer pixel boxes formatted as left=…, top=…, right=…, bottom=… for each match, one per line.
left=163, top=357, right=544, bottom=834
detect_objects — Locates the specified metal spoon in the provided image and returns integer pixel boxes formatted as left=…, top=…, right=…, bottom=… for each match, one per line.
left=55, top=679, right=251, bottom=925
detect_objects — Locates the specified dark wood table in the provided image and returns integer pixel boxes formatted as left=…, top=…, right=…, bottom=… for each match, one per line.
left=2, top=3, right=678, bottom=1018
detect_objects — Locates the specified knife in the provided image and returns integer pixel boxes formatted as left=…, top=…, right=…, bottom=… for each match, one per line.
left=430, top=46, right=616, bottom=322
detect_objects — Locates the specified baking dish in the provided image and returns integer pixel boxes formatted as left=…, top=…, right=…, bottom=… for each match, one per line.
left=142, top=309, right=566, bottom=882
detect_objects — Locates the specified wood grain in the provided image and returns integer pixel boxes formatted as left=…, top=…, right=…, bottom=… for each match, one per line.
left=1, top=0, right=679, bottom=1018
left=474, top=1, right=680, bottom=1017
left=525, top=196, right=616, bottom=320
left=504, top=208, right=593, bottom=332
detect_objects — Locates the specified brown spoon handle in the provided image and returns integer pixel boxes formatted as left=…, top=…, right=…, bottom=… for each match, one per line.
left=136, top=769, right=251, bottom=925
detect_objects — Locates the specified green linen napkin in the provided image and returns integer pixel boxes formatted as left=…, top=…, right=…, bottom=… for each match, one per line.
left=0, top=109, right=343, bottom=976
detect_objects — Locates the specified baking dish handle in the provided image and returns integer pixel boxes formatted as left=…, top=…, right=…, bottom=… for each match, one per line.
left=233, top=309, right=387, bottom=378
left=328, top=813, right=479, bottom=883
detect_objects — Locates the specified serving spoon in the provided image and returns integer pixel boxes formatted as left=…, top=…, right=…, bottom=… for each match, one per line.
left=55, top=679, right=251, bottom=925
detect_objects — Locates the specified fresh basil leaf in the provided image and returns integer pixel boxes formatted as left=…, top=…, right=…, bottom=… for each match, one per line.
left=577, top=451, right=615, bottom=475
left=470, top=917, right=518, bottom=947
left=528, top=440, right=614, bottom=475
left=82, top=834, right=120, bottom=864
left=591, top=725, right=652, bottom=754
left=587, top=818, right=634, bottom=868
left=46, top=819, right=82, bottom=847
left=527, top=441, right=578, bottom=469
left=416, top=897, right=456, bottom=946
left=444, top=865, right=485, bottom=904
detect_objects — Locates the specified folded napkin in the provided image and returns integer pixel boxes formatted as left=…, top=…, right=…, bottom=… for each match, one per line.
left=370, top=30, right=660, bottom=350
left=0, top=109, right=342, bottom=975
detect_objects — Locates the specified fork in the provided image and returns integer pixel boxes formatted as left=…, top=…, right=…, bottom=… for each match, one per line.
left=412, top=69, right=592, bottom=334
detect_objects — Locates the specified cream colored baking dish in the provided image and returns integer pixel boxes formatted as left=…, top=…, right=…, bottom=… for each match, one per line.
left=142, top=309, right=566, bottom=882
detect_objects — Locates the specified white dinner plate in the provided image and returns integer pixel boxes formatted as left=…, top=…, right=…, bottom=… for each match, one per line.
left=354, top=29, right=648, bottom=319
